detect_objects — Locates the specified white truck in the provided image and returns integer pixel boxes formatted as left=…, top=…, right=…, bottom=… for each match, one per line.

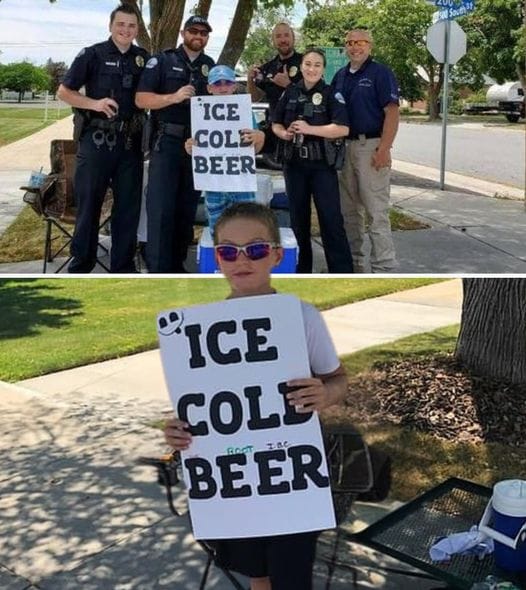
left=464, top=81, right=525, bottom=123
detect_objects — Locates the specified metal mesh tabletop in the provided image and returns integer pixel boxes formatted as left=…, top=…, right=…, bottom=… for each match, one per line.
left=348, top=478, right=526, bottom=590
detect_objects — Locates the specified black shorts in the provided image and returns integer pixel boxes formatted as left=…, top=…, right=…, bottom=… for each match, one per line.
left=212, top=530, right=319, bottom=590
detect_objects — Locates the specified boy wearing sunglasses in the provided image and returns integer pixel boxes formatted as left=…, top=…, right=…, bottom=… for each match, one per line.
left=185, top=65, right=265, bottom=236
left=164, top=202, right=348, bottom=590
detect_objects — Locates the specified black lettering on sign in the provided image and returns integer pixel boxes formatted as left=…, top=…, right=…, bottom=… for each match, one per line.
left=185, top=324, right=206, bottom=368
left=244, top=385, right=280, bottom=431
left=243, top=318, right=278, bottom=362
left=288, top=445, right=329, bottom=490
left=194, top=155, right=208, bottom=173
left=207, top=320, right=241, bottom=365
left=186, top=457, right=217, bottom=499
left=210, top=390, right=243, bottom=435
left=254, top=449, right=290, bottom=495
left=177, top=393, right=208, bottom=436
left=216, top=454, right=252, bottom=498
left=277, top=382, right=313, bottom=425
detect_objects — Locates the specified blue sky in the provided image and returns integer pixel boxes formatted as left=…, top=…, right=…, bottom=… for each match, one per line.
left=0, top=0, right=306, bottom=67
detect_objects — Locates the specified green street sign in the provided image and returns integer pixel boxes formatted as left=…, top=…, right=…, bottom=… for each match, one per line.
left=322, top=47, right=348, bottom=84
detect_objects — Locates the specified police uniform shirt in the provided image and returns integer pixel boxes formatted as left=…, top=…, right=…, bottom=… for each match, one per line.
left=272, top=79, right=349, bottom=138
left=331, top=57, right=399, bottom=137
left=62, top=38, right=149, bottom=120
left=137, top=45, right=215, bottom=124
left=256, top=51, right=303, bottom=112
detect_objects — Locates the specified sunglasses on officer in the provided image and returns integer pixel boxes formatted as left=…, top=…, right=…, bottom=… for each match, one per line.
left=214, top=242, right=279, bottom=262
left=187, top=27, right=209, bottom=37
left=345, top=39, right=370, bottom=47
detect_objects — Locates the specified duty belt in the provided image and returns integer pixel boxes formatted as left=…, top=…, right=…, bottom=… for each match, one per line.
left=294, top=141, right=323, bottom=160
left=88, top=118, right=129, bottom=133
left=349, top=132, right=382, bottom=140
left=158, top=122, right=187, bottom=138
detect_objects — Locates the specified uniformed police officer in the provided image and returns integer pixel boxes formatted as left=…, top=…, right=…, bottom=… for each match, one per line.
left=272, top=48, right=354, bottom=274
left=331, top=29, right=400, bottom=273
left=58, top=4, right=148, bottom=273
left=247, top=22, right=303, bottom=165
left=135, top=15, right=215, bottom=273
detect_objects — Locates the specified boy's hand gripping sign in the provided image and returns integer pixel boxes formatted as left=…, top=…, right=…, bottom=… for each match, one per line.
left=158, top=294, right=335, bottom=539
left=190, top=94, right=257, bottom=193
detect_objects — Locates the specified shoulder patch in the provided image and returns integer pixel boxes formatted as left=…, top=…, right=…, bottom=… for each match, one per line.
left=334, top=92, right=346, bottom=104
left=76, top=48, right=86, bottom=58
left=145, top=57, right=158, bottom=69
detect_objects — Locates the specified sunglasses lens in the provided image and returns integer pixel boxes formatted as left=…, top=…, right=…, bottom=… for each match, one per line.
left=245, top=243, right=272, bottom=260
left=216, top=245, right=238, bottom=262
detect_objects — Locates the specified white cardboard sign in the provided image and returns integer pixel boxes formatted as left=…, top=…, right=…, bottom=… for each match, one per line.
left=190, top=94, right=257, bottom=193
left=157, top=294, right=335, bottom=539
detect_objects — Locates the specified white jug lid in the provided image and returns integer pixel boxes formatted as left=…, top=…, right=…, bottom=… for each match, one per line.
left=493, top=479, right=526, bottom=517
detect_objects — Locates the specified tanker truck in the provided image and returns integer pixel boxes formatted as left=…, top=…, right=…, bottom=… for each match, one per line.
left=464, top=81, right=525, bottom=123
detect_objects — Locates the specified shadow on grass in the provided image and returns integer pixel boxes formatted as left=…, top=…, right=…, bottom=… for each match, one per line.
left=0, top=279, right=82, bottom=339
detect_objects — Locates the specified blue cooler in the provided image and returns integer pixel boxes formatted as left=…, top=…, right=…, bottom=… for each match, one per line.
left=479, top=479, right=526, bottom=572
left=198, top=227, right=297, bottom=274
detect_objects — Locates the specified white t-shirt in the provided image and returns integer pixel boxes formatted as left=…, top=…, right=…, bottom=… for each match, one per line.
left=300, top=301, right=340, bottom=377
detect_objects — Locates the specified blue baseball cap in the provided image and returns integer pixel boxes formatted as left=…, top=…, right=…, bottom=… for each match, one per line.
left=208, top=65, right=236, bottom=85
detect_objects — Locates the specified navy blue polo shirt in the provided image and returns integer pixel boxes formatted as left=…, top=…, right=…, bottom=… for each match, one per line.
left=137, top=45, right=215, bottom=124
left=331, top=57, right=399, bottom=137
left=62, top=38, right=149, bottom=120
left=256, top=51, right=303, bottom=113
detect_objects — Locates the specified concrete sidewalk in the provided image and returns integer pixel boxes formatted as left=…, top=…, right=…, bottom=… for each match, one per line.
left=0, top=280, right=461, bottom=589
left=1, top=116, right=525, bottom=273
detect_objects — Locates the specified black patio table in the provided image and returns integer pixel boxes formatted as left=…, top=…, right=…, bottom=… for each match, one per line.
left=344, top=477, right=526, bottom=590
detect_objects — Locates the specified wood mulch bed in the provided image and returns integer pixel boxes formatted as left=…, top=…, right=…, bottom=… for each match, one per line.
left=334, top=355, right=526, bottom=448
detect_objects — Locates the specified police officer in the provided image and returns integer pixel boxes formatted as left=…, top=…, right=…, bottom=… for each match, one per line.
left=272, top=48, right=354, bottom=274
left=58, top=4, right=148, bottom=273
left=135, top=15, right=215, bottom=273
left=247, top=22, right=302, bottom=165
left=331, top=29, right=400, bottom=273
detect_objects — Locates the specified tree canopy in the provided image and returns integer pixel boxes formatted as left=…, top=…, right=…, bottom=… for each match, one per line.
left=0, top=62, right=49, bottom=102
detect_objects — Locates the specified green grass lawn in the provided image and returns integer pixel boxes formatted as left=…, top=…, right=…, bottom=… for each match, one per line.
left=0, top=277, right=442, bottom=382
left=0, top=107, right=70, bottom=147
left=2, top=205, right=426, bottom=264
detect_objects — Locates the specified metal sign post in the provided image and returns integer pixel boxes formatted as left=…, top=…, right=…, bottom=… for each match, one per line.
left=427, top=1, right=470, bottom=190
left=439, top=20, right=451, bottom=190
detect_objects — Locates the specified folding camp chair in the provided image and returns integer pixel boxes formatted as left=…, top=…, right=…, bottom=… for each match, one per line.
left=21, top=139, right=111, bottom=273
left=137, top=453, right=248, bottom=590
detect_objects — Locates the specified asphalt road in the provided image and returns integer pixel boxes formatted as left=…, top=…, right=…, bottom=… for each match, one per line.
left=393, top=120, right=525, bottom=188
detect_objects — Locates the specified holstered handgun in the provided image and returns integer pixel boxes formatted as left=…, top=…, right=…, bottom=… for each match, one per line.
left=324, top=138, right=346, bottom=170
left=275, top=139, right=293, bottom=163
left=141, top=114, right=152, bottom=153
left=72, top=109, right=87, bottom=143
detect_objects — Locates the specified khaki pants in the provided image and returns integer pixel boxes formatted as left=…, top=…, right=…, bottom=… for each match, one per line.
left=338, top=137, right=398, bottom=273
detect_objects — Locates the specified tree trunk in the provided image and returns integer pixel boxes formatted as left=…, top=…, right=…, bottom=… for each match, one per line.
left=455, top=278, right=526, bottom=385
left=426, top=63, right=443, bottom=121
left=217, top=0, right=256, bottom=68
left=196, top=0, right=212, bottom=18
left=150, top=0, right=186, bottom=53
left=122, top=0, right=152, bottom=52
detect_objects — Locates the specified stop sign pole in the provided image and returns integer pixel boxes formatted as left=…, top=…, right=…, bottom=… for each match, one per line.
left=439, top=20, right=451, bottom=190
left=427, top=18, right=467, bottom=190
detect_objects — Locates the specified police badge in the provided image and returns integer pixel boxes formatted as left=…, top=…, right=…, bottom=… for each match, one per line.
left=288, top=66, right=298, bottom=78
left=136, top=55, right=145, bottom=68
left=312, top=92, right=323, bottom=106
left=201, top=64, right=209, bottom=77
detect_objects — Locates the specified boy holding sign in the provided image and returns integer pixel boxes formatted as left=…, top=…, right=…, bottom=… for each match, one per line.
left=185, top=65, right=265, bottom=235
left=163, top=202, right=348, bottom=590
